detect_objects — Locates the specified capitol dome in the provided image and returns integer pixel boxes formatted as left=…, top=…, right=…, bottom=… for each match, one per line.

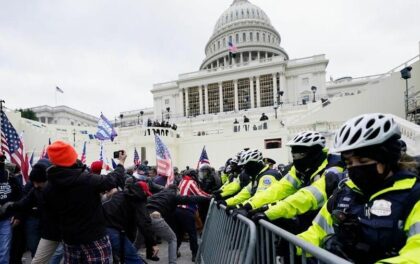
left=200, top=0, right=289, bottom=70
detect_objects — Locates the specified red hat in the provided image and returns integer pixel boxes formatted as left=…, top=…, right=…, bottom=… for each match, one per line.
left=137, top=181, right=152, bottom=197
left=47, top=141, right=78, bottom=167
left=90, top=161, right=103, bottom=174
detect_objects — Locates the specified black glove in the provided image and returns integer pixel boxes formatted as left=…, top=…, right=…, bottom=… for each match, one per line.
left=0, top=202, right=14, bottom=216
left=251, top=212, right=268, bottom=223
left=225, top=205, right=238, bottom=215
left=213, top=192, right=222, bottom=201
left=249, top=204, right=269, bottom=216
left=231, top=208, right=249, bottom=220
left=216, top=199, right=227, bottom=209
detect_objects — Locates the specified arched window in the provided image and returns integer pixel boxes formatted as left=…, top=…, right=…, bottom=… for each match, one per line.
left=241, top=10, right=244, bottom=17
left=218, top=41, right=220, bottom=49
left=256, top=32, right=260, bottom=41
left=236, top=11, right=238, bottom=17
left=243, top=32, right=246, bottom=42
left=250, top=32, right=253, bottom=41
left=268, top=35, right=271, bottom=43
left=247, top=9, right=250, bottom=16
left=236, top=33, right=239, bottom=43
left=263, top=33, right=266, bottom=42
left=223, top=38, right=226, bottom=47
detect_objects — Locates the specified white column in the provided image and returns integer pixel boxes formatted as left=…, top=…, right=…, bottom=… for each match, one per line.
left=224, top=56, right=227, bottom=66
left=219, top=82, right=223, bottom=113
left=280, top=72, right=286, bottom=103
left=249, top=51, right=252, bottom=61
left=256, top=76, right=261, bottom=107
left=234, top=79, right=239, bottom=111
left=185, top=88, right=189, bottom=117
left=217, top=59, right=220, bottom=68
left=204, top=84, right=209, bottom=114
left=272, top=73, right=278, bottom=105
left=249, top=77, right=255, bottom=109
left=257, top=52, right=260, bottom=61
left=179, top=90, right=184, bottom=117
left=265, top=52, right=268, bottom=59
left=199, top=86, right=203, bottom=115
left=240, top=52, right=243, bottom=64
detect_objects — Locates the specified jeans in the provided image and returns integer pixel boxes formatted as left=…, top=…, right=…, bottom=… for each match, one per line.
left=50, top=243, right=64, bottom=264
left=151, top=217, right=177, bottom=264
left=106, top=228, right=144, bottom=264
left=25, top=216, right=41, bottom=257
left=0, top=219, right=12, bottom=264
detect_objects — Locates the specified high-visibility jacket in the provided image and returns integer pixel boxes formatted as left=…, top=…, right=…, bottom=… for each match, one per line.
left=297, top=171, right=420, bottom=263
left=220, top=172, right=229, bottom=185
left=245, top=157, right=344, bottom=220
left=219, top=171, right=249, bottom=198
left=226, top=166, right=281, bottom=206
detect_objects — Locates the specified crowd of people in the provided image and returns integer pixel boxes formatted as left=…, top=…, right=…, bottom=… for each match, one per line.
left=146, top=119, right=177, bottom=131
left=0, top=113, right=419, bottom=264
left=0, top=142, right=222, bottom=264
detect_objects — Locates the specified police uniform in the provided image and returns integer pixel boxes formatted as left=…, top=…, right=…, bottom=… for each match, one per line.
left=225, top=165, right=281, bottom=206
left=245, top=155, right=344, bottom=220
left=298, top=171, right=420, bottom=263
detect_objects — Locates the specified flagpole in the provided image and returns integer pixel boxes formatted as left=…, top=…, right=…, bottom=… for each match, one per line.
left=55, top=88, right=57, bottom=107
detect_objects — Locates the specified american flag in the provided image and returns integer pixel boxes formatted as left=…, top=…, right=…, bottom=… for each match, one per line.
left=228, top=42, right=238, bottom=58
left=197, top=146, right=210, bottom=169
left=154, top=134, right=174, bottom=186
left=40, top=138, right=51, bottom=160
left=134, top=147, right=140, bottom=166
left=0, top=111, right=29, bottom=183
left=80, top=141, right=87, bottom=164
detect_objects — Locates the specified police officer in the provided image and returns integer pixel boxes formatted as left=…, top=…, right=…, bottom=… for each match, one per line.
left=243, top=131, right=344, bottom=232
left=214, top=151, right=249, bottom=201
left=219, top=149, right=281, bottom=213
left=298, top=113, right=420, bottom=263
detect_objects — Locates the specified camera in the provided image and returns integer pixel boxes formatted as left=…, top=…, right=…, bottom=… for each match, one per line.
left=113, top=150, right=124, bottom=159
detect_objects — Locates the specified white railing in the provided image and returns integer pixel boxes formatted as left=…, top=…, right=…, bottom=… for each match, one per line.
left=391, top=114, right=420, bottom=155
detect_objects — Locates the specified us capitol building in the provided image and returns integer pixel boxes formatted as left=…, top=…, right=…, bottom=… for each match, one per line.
left=13, top=0, right=420, bottom=167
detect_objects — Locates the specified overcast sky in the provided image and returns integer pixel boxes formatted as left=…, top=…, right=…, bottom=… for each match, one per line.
left=1, top=0, right=419, bottom=118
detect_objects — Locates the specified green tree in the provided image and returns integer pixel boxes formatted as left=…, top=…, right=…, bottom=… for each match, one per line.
left=18, top=108, right=38, bottom=121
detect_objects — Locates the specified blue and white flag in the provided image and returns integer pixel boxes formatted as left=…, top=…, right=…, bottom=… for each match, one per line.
left=95, top=113, right=117, bottom=141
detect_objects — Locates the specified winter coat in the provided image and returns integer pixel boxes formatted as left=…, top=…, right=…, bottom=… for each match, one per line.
left=47, top=164, right=125, bottom=245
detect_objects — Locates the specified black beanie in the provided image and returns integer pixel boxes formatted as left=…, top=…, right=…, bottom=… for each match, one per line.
left=29, top=159, right=52, bottom=183
left=29, top=164, right=48, bottom=182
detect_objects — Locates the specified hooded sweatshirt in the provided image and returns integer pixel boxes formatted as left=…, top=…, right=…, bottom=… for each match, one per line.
left=47, top=164, right=125, bottom=245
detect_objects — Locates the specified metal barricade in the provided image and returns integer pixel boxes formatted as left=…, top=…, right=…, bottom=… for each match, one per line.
left=255, top=220, right=352, bottom=264
left=196, top=201, right=257, bottom=264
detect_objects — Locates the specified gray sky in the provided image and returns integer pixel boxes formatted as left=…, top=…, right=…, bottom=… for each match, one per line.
left=1, top=0, right=419, bottom=119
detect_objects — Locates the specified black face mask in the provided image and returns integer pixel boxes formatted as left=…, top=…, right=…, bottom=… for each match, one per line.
left=293, top=149, right=325, bottom=173
left=348, top=163, right=386, bottom=196
left=244, top=162, right=264, bottom=178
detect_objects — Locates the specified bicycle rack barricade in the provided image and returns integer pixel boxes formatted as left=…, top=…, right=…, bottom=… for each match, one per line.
left=197, top=200, right=257, bottom=264
left=255, top=219, right=352, bottom=264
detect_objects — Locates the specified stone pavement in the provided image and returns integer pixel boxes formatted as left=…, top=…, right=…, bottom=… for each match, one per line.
left=22, top=241, right=195, bottom=264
